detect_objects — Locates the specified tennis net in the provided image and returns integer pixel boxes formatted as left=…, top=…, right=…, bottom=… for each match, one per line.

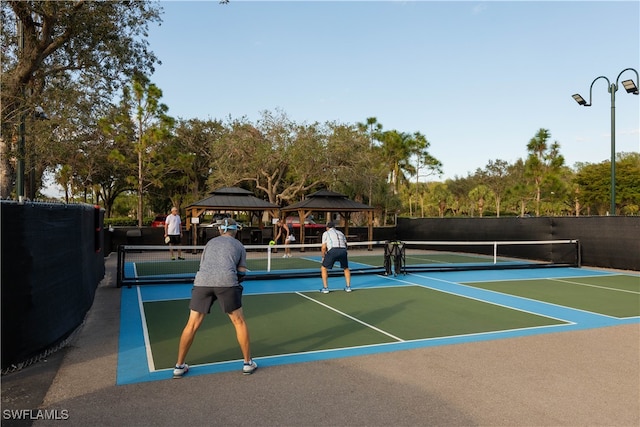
left=116, top=239, right=580, bottom=287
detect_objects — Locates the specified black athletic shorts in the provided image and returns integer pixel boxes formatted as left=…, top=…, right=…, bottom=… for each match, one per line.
left=189, top=285, right=244, bottom=314
left=322, top=247, right=349, bottom=269
left=168, top=235, right=181, bottom=244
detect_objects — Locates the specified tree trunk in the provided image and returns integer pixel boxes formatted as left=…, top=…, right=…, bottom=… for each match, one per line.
left=0, top=137, right=14, bottom=198
left=138, top=149, right=143, bottom=227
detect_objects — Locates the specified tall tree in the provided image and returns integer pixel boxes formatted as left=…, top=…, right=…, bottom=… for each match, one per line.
left=151, top=118, right=226, bottom=212
left=468, top=185, right=494, bottom=217
left=355, top=117, right=385, bottom=210
left=429, top=183, right=451, bottom=217
left=574, top=153, right=640, bottom=215
left=477, top=159, right=510, bottom=217
left=91, top=100, right=138, bottom=217
left=525, top=129, right=565, bottom=216
left=126, top=74, right=174, bottom=226
left=0, top=0, right=161, bottom=197
left=208, top=110, right=331, bottom=206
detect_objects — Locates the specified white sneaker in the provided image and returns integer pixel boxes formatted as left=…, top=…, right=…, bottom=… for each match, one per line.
left=243, top=360, right=258, bottom=375
left=345, top=286, right=352, bottom=292
left=173, top=364, right=189, bottom=378
left=321, top=288, right=330, bottom=294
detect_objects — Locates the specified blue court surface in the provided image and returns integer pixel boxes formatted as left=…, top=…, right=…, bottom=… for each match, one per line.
left=117, top=267, right=639, bottom=385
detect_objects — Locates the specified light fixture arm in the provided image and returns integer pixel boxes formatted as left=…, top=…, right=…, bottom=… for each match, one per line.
left=583, top=75, right=611, bottom=107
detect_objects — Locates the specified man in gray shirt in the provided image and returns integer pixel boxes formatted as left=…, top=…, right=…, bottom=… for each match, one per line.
left=173, top=218, right=257, bottom=378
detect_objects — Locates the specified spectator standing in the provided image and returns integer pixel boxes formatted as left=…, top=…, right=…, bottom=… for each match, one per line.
left=164, top=207, right=184, bottom=260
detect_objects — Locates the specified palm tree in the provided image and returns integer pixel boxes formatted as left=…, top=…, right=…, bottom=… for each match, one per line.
left=525, top=128, right=565, bottom=216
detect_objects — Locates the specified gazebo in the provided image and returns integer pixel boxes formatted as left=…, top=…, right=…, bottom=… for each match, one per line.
left=281, top=189, right=375, bottom=246
left=185, top=187, right=280, bottom=244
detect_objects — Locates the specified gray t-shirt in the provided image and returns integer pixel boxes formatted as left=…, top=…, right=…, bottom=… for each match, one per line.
left=193, top=235, right=247, bottom=287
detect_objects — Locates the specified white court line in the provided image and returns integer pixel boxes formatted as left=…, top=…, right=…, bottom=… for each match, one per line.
left=137, top=286, right=156, bottom=372
left=549, top=278, right=640, bottom=294
left=295, top=292, right=405, bottom=342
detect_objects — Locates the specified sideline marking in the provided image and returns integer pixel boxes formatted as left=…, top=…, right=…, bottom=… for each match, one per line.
left=137, top=286, right=156, bottom=372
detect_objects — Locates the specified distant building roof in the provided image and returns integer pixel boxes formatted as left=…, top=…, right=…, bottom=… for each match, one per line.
left=187, top=187, right=280, bottom=210
left=282, top=189, right=374, bottom=212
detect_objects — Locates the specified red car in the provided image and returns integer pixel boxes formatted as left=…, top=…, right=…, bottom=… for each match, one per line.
left=285, top=217, right=326, bottom=229
left=151, top=215, right=166, bottom=227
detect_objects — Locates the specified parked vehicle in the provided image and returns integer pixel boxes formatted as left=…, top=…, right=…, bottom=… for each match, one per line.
left=151, top=215, right=166, bottom=227
left=285, top=216, right=325, bottom=229
left=200, top=213, right=244, bottom=229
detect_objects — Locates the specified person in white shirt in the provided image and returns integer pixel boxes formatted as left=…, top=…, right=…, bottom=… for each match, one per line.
left=164, top=207, right=184, bottom=260
left=320, top=221, right=351, bottom=293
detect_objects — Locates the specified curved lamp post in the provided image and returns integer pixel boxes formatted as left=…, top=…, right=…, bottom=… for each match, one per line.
left=572, top=68, right=639, bottom=215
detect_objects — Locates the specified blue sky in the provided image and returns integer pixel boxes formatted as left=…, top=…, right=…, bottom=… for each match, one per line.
left=147, top=0, right=639, bottom=181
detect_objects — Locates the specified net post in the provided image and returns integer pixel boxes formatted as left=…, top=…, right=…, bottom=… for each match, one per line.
left=493, top=242, right=497, bottom=264
left=267, top=245, right=272, bottom=272
left=116, top=244, right=123, bottom=288
left=576, top=239, right=582, bottom=267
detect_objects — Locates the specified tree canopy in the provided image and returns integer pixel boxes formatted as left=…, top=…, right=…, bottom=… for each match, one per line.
left=1, top=0, right=162, bottom=198
left=2, top=2, right=638, bottom=221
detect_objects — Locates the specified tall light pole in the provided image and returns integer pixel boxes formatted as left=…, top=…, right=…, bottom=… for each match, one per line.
left=572, top=68, right=639, bottom=216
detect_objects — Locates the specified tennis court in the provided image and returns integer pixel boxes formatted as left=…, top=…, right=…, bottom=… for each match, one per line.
left=117, top=241, right=639, bottom=385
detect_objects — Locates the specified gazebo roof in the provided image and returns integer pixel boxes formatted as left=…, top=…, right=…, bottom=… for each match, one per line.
left=187, top=187, right=280, bottom=210
left=281, top=189, right=374, bottom=212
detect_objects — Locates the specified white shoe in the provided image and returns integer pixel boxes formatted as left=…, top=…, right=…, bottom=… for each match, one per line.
left=173, top=364, right=189, bottom=378
left=243, top=360, right=258, bottom=375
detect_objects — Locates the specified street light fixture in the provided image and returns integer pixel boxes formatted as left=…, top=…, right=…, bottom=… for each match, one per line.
left=572, top=67, right=639, bottom=215
left=621, top=79, right=639, bottom=94
left=572, top=94, right=588, bottom=106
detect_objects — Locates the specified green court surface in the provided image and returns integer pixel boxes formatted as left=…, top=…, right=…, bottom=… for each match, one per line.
left=135, top=260, right=200, bottom=277
left=143, top=285, right=564, bottom=370
left=463, top=275, right=640, bottom=318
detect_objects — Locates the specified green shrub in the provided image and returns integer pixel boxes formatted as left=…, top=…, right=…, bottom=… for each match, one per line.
left=103, top=217, right=150, bottom=226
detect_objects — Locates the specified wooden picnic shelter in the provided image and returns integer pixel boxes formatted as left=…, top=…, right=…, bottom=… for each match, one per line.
left=281, top=189, right=375, bottom=247
left=185, top=187, right=280, bottom=244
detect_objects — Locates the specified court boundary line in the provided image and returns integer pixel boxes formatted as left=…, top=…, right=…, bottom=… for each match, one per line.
left=295, top=292, right=405, bottom=342
left=386, top=275, right=575, bottom=325
left=407, top=272, right=624, bottom=321
left=137, top=286, right=156, bottom=372
left=548, top=277, right=640, bottom=294
left=460, top=271, right=638, bottom=284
